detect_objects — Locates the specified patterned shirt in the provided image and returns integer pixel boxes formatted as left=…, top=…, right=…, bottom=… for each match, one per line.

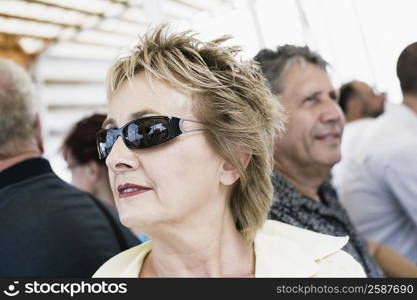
left=269, top=172, right=384, bottom=278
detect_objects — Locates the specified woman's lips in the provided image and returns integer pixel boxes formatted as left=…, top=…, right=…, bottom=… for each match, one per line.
left=117, top=183, right=152, bottom=199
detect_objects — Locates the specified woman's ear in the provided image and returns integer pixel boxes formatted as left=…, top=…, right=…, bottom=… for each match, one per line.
left=87, top=161, right=101, bottom=184
left=219, top=152, right=251, bottom=186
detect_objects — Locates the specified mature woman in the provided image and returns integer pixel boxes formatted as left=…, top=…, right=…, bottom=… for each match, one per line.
left=93, top=25, right=365, bottom=277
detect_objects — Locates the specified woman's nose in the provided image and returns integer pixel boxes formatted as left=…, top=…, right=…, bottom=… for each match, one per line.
left=106, top=137, right=139, bottom=173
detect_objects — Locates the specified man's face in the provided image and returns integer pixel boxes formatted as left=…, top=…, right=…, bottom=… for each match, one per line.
left=353, top=81, right=385, bottom=118
left=275, top=63, right=345, bottom=170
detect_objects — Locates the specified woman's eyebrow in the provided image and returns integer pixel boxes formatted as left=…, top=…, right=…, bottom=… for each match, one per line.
left=102, top=109, right=160, bottom=129
left=129, top=109, right=159, bottom=120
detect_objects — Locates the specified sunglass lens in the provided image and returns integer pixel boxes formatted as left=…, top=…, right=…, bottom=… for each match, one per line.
left=125, top=118, right=170, bottom=148
left=97, top=130, right=117, bottom=159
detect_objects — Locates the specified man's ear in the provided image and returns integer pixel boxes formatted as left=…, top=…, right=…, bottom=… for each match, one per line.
left=34, top=114, right=44, bottom=154
left=346, top=98, right=363, bottom=119
left=219, top=152, right=251, bottom=186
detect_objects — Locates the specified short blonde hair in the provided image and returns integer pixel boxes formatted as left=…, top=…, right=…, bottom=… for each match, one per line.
left=0, top=59, right=38, bottom=158
left=107, top=24, right=286, bottom=241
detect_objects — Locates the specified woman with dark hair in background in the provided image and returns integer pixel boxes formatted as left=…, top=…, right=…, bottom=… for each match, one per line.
left=62, top=114, right=144, bottom=241
left=62, top=114, right=116, bottom=208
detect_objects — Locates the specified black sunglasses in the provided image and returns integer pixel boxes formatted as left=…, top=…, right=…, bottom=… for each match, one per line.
left=96, top=116, right=205, bottom=159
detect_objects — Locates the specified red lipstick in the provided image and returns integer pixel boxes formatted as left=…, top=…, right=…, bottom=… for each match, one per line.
left=117, top=183, right=152, bottom=198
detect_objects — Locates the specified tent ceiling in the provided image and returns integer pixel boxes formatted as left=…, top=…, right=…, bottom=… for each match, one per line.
left=0, top=0, right=230, bottom=59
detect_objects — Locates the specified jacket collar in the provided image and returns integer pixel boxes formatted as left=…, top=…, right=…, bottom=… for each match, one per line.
left=254, top=220, right=348, bottom=277
left=0, top=157, right=53, bottom=190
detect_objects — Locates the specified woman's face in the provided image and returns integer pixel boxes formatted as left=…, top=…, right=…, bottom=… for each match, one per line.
left=104, top=73, right=231, bottom=232
left=66, top=154, right=94, bottom=194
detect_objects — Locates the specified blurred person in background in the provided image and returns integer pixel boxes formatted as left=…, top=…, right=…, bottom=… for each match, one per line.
left=61, top=113, right=146, bottom=242
left=62, top=114, right=116, bottom=209
left=0, top=58, right=139, bottom=277
left=93, top=25, right=365, bottom=278
left=255, top=45, right=417, bottom=277
left=341, top=42, right=417, bottom=264
left=332, top=81, right=386, bottom=192
left=339, top=80, right=385, bottom=122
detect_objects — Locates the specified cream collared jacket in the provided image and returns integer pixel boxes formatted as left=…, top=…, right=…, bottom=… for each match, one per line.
left=93, top=220, right=366, bottom=277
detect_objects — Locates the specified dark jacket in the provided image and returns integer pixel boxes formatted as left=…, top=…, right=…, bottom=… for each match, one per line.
left=0, top=157, right=139, bottom=277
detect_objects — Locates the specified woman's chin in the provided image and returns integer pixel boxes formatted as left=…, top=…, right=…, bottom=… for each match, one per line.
left=118, top=211, right=147, bottom=229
